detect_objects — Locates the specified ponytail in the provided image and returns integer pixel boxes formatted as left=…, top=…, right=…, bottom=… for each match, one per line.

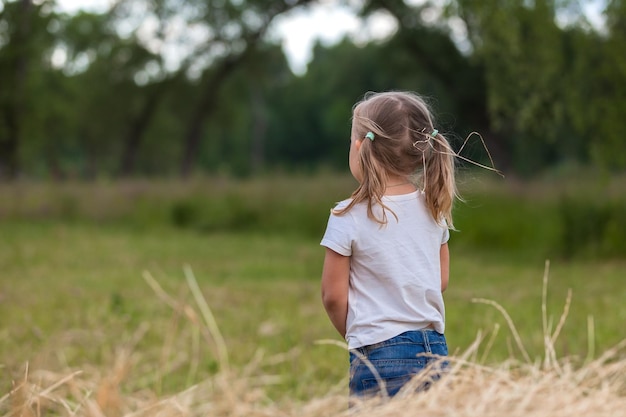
left=334, top=138, right=396, bottom=225
left=423, top=132, right=457, bottom=229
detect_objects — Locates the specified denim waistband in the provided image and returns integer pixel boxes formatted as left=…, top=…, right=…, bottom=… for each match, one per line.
left=350, top=329, right=446, bottom=355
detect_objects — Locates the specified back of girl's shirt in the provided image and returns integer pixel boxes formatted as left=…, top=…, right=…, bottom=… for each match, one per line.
left=321, top=190, right=449, bottom=349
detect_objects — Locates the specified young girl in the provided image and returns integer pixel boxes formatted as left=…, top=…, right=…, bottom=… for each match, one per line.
left=320, top=91, right=456, bottom=398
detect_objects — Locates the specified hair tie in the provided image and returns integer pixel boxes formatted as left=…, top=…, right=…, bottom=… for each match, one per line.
left=431, top=129, right=438, bottom=137
left=365, top=132, right=375, bottom=141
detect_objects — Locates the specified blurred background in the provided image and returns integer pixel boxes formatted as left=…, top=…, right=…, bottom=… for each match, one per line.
left=1, top=0, right=625, bottom=179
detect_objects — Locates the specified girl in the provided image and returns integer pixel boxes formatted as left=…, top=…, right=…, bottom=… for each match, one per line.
left=320, top=91, right=456, bottom=398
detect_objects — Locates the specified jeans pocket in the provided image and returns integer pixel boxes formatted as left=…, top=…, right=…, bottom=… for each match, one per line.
left=429, top=341, right=449, bottom=357
left=351, top=358, right=428, bottom=397
left=362, top=374, right=411, bottom=397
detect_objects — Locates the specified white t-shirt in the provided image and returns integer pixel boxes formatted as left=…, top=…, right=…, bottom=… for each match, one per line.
left=320, top=191, right=449, bottom=349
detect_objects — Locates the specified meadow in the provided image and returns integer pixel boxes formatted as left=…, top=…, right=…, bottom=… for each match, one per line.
left=1, top=172, right=625, bottom=415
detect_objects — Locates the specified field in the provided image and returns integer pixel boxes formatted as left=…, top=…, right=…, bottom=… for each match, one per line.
left=1, top=173, right=625, bottom=415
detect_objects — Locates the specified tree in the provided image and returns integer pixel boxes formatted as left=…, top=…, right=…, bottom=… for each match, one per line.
left=582, top=0, right=626, bottom=170
left=0, top=0, right=54, bottom=178
left=177, top=0, right=315, bottom=177
left=446, top=0, right=567, bottom=173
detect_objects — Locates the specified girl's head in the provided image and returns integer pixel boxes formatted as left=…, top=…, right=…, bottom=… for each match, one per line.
left=342, top=91, right=457, bottom=227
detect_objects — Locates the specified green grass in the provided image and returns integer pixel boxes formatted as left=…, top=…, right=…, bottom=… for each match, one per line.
left=1, top=173, right=625, bottom=400
left=1, top=219, right=624, bottom=400
left=0, top=222, right=340, bottom=398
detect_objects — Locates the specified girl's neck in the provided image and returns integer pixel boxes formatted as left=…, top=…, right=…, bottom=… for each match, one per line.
left=384, top=176, right=416, bottom=196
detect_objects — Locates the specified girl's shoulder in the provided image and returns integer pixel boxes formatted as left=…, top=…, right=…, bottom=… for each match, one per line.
left=330, top=198, right=367, bottom=220
left=332, top=198, right=353, bottom=210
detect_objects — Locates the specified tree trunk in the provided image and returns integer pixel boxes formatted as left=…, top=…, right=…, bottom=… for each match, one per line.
left=0, top=0, right=32, bottom=180
left=249, top=86, right=267, bottom=173
left=0, top=105, right=20, bottom=179
left=179, top=53, right=251, bottom=177
left=118, top=82, right=169, bottom=176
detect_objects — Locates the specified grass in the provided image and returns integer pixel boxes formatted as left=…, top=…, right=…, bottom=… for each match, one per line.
left=2, top=250, right=625, bottom=416
left=0, top=222, right=341, bottom=398
left=1, top=222, right=625, bottom=398
left=1, top=173, right=625, bottom=410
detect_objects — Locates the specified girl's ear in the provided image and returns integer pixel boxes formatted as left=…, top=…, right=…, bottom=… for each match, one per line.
left=354, top=139, right=363, bottom=151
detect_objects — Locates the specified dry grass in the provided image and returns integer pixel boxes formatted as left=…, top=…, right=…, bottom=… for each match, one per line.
left=4, top=340, right=625, bottom=417
left=3, top=264, right=625, bottom=417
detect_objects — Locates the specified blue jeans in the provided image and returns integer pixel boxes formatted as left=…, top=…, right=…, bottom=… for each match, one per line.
left=349, top=330, right=448, bottom=398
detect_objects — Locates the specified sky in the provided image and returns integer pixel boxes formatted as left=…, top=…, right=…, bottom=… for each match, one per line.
left=269, top=3, right=397, bottom=74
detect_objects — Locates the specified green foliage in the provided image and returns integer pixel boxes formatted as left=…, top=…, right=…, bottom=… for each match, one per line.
left=170, top=194, right=260, bottom=232
left=559, top=197, right=626, bottom=259
left=584, top=1, right=626, bottom=170
left=166, top=181, right=335, bottom=238
left=1, top=174, right=625, bottom=261
left=453, top=0, right=569, bottom=172
left=0, top=0, right=56, bottom=176
left=1, top=0, right=626, bottom=178
left=452, top=195, right=560, bottom=259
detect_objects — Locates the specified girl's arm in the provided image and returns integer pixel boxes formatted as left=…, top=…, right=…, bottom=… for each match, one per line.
left=321, top=248, right=350, bottom=338
left=440, top=243, right=450, bottom=292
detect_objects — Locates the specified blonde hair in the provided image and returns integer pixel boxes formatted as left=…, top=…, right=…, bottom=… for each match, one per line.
left=335, top=91, right=458, bottom=228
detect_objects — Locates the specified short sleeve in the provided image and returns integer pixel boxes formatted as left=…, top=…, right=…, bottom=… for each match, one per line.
left=320, top=205, right=356, bottom=256
left=441, top=227, right=450, bottom=244
left=440, top=218, right=450, bottom=244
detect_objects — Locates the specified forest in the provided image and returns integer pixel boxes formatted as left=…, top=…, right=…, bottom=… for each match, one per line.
left=1, top=0, right=625, bottom=180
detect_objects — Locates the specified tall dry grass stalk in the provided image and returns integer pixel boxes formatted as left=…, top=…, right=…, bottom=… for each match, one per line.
left=2, top=264, right=625, bottom=417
